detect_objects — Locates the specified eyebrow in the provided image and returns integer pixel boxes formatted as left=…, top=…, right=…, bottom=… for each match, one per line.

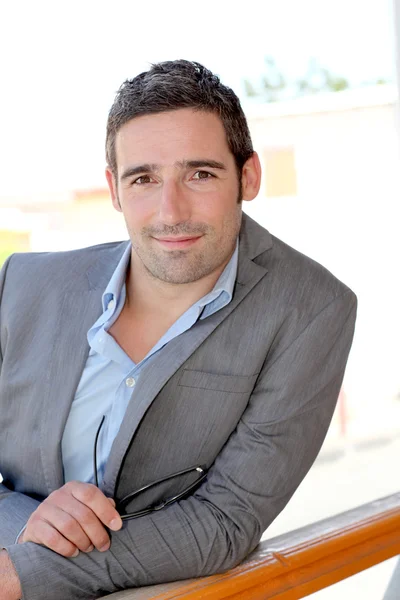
left=120, top=159, right=227, bottom=181
left=182, top=159, right=227, bottom=171
left=120, top=164, right=158, bottom=181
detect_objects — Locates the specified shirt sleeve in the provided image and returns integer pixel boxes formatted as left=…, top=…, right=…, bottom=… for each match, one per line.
left=15, top=525, right=27, bottom=544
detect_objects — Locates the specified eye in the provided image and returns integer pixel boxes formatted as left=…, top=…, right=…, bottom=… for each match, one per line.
left=132, top=175, right=153, bottom=185
left=192, top=170, right=214, bottom=180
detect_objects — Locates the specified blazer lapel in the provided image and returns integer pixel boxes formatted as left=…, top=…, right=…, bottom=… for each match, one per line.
left=39, top=291, right=102, bottom=492
left=103, top=215, right=274, bottom=497
left=39, top=242, right=129, bottom=493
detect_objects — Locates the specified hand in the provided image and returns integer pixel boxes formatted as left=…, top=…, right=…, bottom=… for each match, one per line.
left=19, top=481, right=122, bottom=558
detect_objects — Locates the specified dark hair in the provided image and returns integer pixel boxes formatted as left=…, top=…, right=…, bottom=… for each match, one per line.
left=106, top=60, right=254, bottom=177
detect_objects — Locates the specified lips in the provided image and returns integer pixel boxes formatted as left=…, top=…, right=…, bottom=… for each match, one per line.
left=156, top=237, right=198, bottom=242
left=153, top=236, right=202, bottom=249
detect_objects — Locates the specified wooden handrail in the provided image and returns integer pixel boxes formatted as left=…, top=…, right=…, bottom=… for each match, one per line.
left=110, top=492, right=400, bottom=599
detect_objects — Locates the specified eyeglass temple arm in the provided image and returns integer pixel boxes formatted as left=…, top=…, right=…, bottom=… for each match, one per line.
left=118, top=465, right=207, bottom=510
left=93, top=415, right=106, bottom=489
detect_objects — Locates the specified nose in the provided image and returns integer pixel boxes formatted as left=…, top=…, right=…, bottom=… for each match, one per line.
left=158, top=179, right=191, bottom=225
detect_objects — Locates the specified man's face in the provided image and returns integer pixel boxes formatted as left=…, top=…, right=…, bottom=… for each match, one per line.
left=106, top=108, right=259, bottom=285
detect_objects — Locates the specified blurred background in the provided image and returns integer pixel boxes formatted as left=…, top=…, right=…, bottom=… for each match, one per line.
left=1, top=0, right=399, bottom=596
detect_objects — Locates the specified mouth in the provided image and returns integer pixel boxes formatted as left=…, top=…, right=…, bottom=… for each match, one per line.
left=153, top=236, right=202, bottom=249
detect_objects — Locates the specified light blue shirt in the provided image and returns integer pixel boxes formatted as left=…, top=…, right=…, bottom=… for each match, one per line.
left=61, top=240, right=239, bottom=485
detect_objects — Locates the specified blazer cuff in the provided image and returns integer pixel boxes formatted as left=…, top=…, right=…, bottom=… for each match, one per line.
left=0, top=485, right=40, bottom=547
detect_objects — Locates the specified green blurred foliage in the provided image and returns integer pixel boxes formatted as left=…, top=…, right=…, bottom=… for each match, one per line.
left=243, top=55, right=391, bottom=102
left=0, top=248, right=15, bottom=267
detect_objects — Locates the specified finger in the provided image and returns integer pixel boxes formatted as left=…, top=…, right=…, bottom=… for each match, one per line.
left=48, top=491, right=111, bottom=552
left=25, top=518, right=80, bottom=558
left=26, top=503, right=93, bottom=553
left=69, top=483, right=122, bottom=532
left=108, top=497, right=116, bottom=507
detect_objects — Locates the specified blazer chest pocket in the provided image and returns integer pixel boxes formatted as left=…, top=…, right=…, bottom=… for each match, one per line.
left=176, top=369, right=259, bottom=463
left=178, top=369, right=259, bottom=394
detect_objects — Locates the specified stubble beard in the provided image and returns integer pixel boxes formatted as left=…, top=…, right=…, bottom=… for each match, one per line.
left=129, top=199, right=242, bottom=285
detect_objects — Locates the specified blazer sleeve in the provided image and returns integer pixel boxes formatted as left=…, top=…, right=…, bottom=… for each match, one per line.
left=4, top=288, right=357, bottom=600
left=0, top=253, right=10, bottom=373
left=0, top=256, right=42, bottom=546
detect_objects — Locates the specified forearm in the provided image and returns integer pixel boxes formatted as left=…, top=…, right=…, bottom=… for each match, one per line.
left=0, top=550, right=22, bottom=600
left=5, top=498, right=241, bottom=600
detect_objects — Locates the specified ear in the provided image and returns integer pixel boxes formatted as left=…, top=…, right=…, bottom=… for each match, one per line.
left=241, top=152, right=262, bottom=202
left=105, top=167, right=122, bottom=212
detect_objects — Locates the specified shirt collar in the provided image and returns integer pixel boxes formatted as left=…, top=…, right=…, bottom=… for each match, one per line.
left=197, top=238, right=238, bottom=319
left=101, top=243, right=131, bottom=314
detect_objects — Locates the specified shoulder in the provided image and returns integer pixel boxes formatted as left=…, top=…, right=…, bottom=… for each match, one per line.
left=267, top=234, right=353, bottom=297
left=241, top=214, right=356, bottom=320
left=3, top=240, right=126, bottom=271
left=0, top=240, right=129, bottom=298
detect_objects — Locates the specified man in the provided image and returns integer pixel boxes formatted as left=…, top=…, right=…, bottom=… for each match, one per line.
left=0, top=60, right=357, bottom=599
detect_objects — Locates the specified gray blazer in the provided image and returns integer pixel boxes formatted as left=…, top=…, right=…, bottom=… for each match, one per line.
left=0, top=214, right=357, bottom=599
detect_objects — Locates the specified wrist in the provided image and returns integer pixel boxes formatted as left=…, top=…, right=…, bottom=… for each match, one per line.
left=0, top=550, right=22, bottom=600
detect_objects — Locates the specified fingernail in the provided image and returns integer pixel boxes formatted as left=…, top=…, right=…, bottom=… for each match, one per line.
left=84, top=545, right=94, bottom=553
left=109, top=517, right=122, bottom=531
left=99, top=543, right=110, bottom=552
left=72, top=549, right=79, bottom=558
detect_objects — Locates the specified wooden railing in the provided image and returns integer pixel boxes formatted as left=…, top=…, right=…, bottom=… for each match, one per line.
left=110, top=492, right=400, bottom=599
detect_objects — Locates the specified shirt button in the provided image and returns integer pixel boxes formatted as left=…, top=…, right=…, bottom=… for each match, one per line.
left=126, top=377, right=136, bottom=388
left=107, top=299, right=115, bottom=310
